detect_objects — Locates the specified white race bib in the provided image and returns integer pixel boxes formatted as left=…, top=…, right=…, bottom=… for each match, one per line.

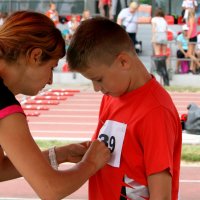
left=98, top=120, right=127, bottom=168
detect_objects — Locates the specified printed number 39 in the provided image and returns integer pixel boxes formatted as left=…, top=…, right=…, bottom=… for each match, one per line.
left=98, top=134, right=116, bottom=153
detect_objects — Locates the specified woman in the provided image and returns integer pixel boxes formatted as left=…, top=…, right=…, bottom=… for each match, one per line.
left=98, top=0, right=112, bottom=19
left=0, top=11, right=110, bottom=199
left=151, top=8, right=168, bottom=56
left=181, top=0, right=198, bottom=22
left=151, top=8, right=169, bottom=86
left=176, top=24, right=189, bottom=73
left=186, top=8, right=200, bottom=73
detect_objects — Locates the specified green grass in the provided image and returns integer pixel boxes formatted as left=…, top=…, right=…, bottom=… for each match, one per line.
left=165, top=86, right=200, bottom=92
left=36, top=140, right=70, bottom=150
left=35, top=140, right=200, bottom=162
left=181, top=144, right=200, bottom=162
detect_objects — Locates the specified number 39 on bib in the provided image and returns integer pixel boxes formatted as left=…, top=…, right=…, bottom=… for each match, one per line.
left=98, top=120, right=127, bottom=168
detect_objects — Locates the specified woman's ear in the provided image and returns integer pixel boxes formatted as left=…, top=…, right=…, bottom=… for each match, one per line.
left=30, top=48, right=42, bottom=64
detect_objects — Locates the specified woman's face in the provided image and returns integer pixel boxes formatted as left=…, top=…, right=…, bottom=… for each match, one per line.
left=20, top=59, right=59, bottom=96
left=3, top=54, right=59, bottom=96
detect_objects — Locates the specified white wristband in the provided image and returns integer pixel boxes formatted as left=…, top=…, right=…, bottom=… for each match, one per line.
left=48, top=147, right=58, bottom=170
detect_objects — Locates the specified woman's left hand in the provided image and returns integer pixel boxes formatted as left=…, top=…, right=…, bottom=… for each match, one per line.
left=63, top=141, right=91, bottom=163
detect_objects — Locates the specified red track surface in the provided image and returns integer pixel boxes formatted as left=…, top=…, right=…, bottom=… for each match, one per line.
left=0, top=89, right=199, bottom=199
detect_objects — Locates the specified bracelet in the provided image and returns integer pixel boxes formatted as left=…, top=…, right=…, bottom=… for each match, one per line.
left=48, top=147, right=58, bottom=170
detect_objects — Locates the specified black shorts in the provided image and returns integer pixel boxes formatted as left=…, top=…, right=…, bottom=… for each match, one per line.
left=189, top=36, right=197, bottom=43
left=177, top=49, right=187, bottom=58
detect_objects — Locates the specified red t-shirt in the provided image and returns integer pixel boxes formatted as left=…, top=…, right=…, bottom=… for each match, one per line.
left=89, top=77, right=182, bottom=200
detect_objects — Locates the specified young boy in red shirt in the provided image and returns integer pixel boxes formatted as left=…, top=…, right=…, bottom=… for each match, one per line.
left=67, top=17, right=182, bottom=200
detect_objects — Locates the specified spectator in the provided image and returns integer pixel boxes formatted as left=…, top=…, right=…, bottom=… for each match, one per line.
left=0, top=11, right=111, bottom=199
left=151, top=8, right=168, bottom=56
left=0, top=12, right=8, bottom=26
left=151, top=8, right=169, bottom=86
left=195, top=33, right=200, bottom=67
left=67, top=16, right=182, bottom=200
left=81, top=9, right=92, bottom=21
left=56, top=16, right=71, bottom=50
left=186, top=8, right=200, bottom=73
left=67, top=14, right=80, bottom=35
left=182, top=0, right=198, bottom=22
left=176, top=24, right=189, bottom=73
left=98, top=0, right=112, bottom=19
left=117, top=1, right=139, bottom=47
left=56, top=16, right=68, bottom=33
left=112, top=0, right=131, bottom=22
left=45, top=2, right=59, bottom=25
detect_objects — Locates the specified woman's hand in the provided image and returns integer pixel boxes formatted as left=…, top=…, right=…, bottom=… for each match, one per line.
left=56, top=141, right=91, bottom=164
left=65, top=141, right=91, bottom=163
left=81, top=139, right=111, bottom=172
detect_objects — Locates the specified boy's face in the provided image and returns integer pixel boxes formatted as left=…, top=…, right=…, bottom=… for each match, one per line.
left=79, top=54, right=132, bottom=97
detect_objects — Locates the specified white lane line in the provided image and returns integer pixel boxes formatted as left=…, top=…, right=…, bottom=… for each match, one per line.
left=29, top=122, right=97, bottom=125
left=31, top=130, right=93, bottom=134
left=180, top=180, right=200, bottom=183
left=38, top=115, right=97, bottom=118
left=50, top=109, right=99, bottom=111
left=64, top=99, right=100, bottom=102
left=34, top=137, right=90, bottom=141
left=57, top=103, right=100, bottom=106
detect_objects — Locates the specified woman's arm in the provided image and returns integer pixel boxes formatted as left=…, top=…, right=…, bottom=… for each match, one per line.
left=0, top=147, right=22, bottom=180
left=117, top=16, right=123, bottom=25
left=151, top=21, right=156, bottom=33
left=0, top=139, right=89, bottom=181
left=0, top=113, right=110, bottom=200
left=148, top=169, right=172, bottom=200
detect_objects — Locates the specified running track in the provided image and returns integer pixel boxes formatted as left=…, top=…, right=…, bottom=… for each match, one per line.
left=0, top=89, right=199, bottom=199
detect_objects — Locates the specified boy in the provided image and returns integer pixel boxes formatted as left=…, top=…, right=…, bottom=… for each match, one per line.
left=67, top=17, right=182, bottom=200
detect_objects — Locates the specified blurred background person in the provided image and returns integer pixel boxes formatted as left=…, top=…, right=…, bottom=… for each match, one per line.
left=151, top=8, right=169, bottom=86
left=67, top=14, right=80, bottom=36
left=151, top=8, right=168, bottom=56
left=81, top=9, right=92, bottom=21
left=98, top=0, right=112, bottom=19
left=176, top=24, right=189, bottom=74
left=45, top=2, right=59, bottom=25
left=117, top=1, right=139, bottom=47
left=0, top=12, right=8, bottom=26
left=186, top=8, right=200, bottom=73
left=195, top=33, right=200, bottom=66
left=112, top=0, right=132, bottom=22
left=182, top=0, right=198, bottom=22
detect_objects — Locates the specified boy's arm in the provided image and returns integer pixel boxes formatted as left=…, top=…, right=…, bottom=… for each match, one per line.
left=147, top=169, right=172, bottom=200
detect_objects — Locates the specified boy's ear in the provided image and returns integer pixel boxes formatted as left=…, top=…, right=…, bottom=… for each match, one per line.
left=117, top=52, right=130, bottom=69
left=29, top=48, right=42, bottom=64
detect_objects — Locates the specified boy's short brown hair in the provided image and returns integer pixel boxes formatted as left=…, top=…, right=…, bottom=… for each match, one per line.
left=67, top=17, right=135, bottom=72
